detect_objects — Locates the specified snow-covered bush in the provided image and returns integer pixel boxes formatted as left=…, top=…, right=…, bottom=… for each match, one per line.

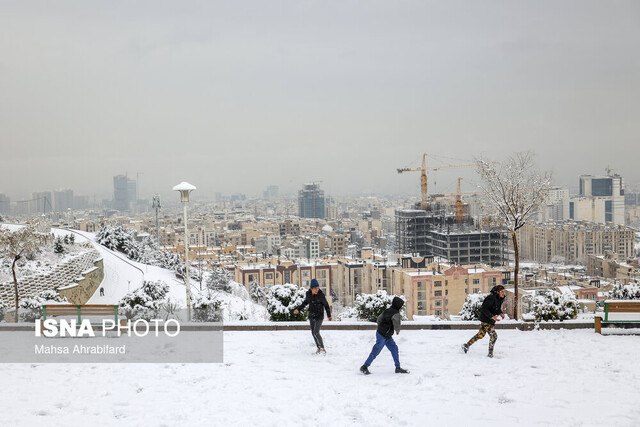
left=608, top=282, right=640, bottom=300
left=531, top=290, right=578, bottom=322
left=459, top=293, right=488, bottom=321
left=119, top=280, right=170, bottom=321
left=354, top=290, right=406, bottom=322
left=333, top=300, right=359, bottom=321
left=266, top=283, right=307, bottom=321
left=207, top=267, right=233, bottom=293
left=192, top=291, right=223, bottom=322
left=19, top=289, right=66, bottom=322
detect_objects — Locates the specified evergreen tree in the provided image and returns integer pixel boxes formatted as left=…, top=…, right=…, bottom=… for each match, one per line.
left=53, top=237, right=65, bottom=254
left=207, top=267, right=233, bottom=293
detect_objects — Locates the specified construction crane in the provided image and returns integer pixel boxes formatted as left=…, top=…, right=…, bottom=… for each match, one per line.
left=429, top=177, right=482, bottom=224
left=397, top=153, right=476, bottom=210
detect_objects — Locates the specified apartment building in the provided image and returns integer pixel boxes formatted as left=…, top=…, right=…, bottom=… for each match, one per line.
left=518, top=220, right=635, bottom=264
left=586, top=252, right=636, bottom=284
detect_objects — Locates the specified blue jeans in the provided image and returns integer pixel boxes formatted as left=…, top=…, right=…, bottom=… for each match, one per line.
left=364, top=332, right=400, bottom=368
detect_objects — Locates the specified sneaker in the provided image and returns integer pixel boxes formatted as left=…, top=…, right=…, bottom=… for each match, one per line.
left=395, top=367, right=409, bottom=374
left=360, top=365, right=371, bottom=375
left=488, top=353, right=494, bottom=358
left=319, top=347, right=326, bottom=354
left=462, top=344, right=469, bottom=354
left=315, top=348, right=322, bottom=354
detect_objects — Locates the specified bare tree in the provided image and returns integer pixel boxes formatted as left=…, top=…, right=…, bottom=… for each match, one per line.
left=476, top=152, right=551, bottom=320
left=0, top=225, right=48, bottom=320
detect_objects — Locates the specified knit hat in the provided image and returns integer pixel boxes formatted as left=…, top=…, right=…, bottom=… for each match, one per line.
left=310, top=279, right=319, bottom=289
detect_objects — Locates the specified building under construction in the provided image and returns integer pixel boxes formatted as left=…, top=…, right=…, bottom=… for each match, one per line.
left=395, top=204, right=509, bottom=266
left=395, top=153, right=509, bottom=266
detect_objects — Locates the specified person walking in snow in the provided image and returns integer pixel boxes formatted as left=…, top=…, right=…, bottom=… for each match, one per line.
left=462, top=285, right=506, bottom=358
left=360, top=296, right=409, bottom=375
left=294, top=279, right=332, bottom=354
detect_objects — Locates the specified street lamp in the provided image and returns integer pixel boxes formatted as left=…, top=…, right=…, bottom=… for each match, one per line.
left=173, top=181, right=196, bottom=321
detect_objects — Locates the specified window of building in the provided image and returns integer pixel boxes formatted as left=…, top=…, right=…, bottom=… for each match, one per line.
left=435, top=310, right=442, bottom=316
left=473, top=279, right=480, bottom=285
left=435, top=300, right=442, bottom=307
left=434, top=290, right=442, bottom=297
left=473, top=288, right=480, bottom=294
left=434, top=281, right=442, bottom=287
left=266, top=273, right=273, bottom=280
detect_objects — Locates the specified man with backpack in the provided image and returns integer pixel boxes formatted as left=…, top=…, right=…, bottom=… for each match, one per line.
left=360, top=296, right=409, bottom=375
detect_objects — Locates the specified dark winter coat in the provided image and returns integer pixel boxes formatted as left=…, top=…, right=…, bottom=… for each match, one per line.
left=377, top=297, right=405, bottom=339
left=297, top=289, right=331, bottom=320
left=479, top=291, right=505, bottom=325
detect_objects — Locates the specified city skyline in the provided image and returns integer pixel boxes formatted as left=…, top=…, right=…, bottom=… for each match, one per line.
left=1, top=1, right=639, bottom=201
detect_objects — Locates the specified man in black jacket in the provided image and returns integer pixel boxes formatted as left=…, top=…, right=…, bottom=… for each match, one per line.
left=360, top=296, right=409, bottom=374
left=294, top=279, right=332, bottom=354
left=462, top=285, right=506, bottom=358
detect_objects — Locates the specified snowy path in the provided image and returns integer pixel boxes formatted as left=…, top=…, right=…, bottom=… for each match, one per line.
left=62, top=228, right=193, bottom=305
left=3, top=329, right=640, bottom=426
left=60, top=229, right=145, bottom=304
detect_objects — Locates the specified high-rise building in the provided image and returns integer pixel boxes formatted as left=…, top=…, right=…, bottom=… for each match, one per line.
left=395, top=209, right=508, bottom=266
left=573, top=174, right=624, bottom=225
left=542, top=187, right=570, bottom=221
left=518, top=220, right=634, bottom=264
left=263, top=185, right=279, bottom=199
left=31, top=191, right=53, bottom=214
left=298, top=183, right=325, bottom=219
left=113, top=175, right=136, bottom=211
left=53, top=189, right=74, bottom=212
left=0, top=193, right=10, bottom=215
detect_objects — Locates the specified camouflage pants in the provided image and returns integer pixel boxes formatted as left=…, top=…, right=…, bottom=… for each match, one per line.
left=467, top=322, right=497, bottom=353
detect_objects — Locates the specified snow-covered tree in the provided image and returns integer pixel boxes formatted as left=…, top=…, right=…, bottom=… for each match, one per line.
left=96, top=223, right=135, bottom=252
left=250, top=281, right=266, bottom=304
left=206, top=267, right=233, bottom=293
left=266, top=283, right=307, bottom=321
left=459, top=293, right=488, bottom=321
left=354, top=290, right=406, bottom=322
left=476, top=152, right=552, bottom=320
left=608, top=282, right=640, bottom=300
left=531, top=290, right=578, bottom=322
left=119, top=280, right=170, bottom=320
left=53, top=237, right=66, bottom=254
left=0, top=224, right=49, bottom=319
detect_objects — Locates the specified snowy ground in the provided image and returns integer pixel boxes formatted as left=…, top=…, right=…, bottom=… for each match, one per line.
left=3, top=328, right=639, bottom=426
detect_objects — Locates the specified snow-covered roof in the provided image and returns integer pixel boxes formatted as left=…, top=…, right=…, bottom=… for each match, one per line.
left=172, top=182, right=197, bottom=191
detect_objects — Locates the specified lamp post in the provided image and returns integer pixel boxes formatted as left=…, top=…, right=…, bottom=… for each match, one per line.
left=173, top=182, right=196, bottom=321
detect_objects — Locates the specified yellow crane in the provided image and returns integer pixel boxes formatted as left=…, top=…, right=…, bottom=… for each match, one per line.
left=429, top=177, right=482, bottom=224
left=397, top=153, right=475, bottom=210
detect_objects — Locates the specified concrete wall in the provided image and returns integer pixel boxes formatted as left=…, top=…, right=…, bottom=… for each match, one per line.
left=57, top=258, right=105, bottom=304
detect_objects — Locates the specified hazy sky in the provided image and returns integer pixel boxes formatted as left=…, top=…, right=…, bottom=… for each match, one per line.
left=1, top=1, right=639, bottom=202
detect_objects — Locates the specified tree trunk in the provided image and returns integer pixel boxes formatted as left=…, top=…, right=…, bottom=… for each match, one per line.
left=12, top=255, right=19, bottom=322
left=511, top=230, right=519, bottom=320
